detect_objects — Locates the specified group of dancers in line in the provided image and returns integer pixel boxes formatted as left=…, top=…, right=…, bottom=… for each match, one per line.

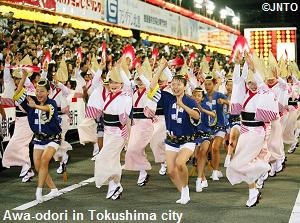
left=1, top=45, right=299, bottom=207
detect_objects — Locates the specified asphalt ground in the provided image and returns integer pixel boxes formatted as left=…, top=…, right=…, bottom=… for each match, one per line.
left=0, top=140, right=299, bottom=223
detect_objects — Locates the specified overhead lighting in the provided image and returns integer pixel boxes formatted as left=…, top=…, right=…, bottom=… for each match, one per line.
left=232, top=16, right=240, bottom=25
left=194, top=0, right=203, bottom=9
left=206, top=0, right=215, bottom=15
left=220, top=9, right=227, bottom=19
left=194, top=3, right=202, bottom=9
left=225, top=6, right=235, bottom=16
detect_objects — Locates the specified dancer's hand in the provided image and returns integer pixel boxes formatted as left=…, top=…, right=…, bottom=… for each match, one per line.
left=27, top=96, right=36, bottom=108
left=176, top=94, right=185, bottom=108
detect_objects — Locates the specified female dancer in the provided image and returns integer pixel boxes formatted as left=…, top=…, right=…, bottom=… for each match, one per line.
left=2, top=55, right=35, bottom=183
left=14, top=72, right=62, bottom=203
left=192, top=87, right=215, bottom=192
left=224, top=72, right=242, bottom=167
left=148, top=60, right=200, bottom=204
left=227, top=52, right=278, bottom=207
left=87, top=65, right=132, bottom=200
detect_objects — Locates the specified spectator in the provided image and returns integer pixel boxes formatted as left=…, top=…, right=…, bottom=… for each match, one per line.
left=142, top=36, right=151, bottom=47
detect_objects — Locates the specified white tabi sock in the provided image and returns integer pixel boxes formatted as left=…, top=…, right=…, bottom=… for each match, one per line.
left=36, top=187, right=43, bottom=203
left=180, top=186, right=190, bottom=204
left=93, top=143, right=99, bottom=156
left=137, top=170, right=147, bottom=184
left=62, top=153, right=69, bottom=164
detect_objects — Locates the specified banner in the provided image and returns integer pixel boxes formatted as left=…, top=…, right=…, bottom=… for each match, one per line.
left=177, top=15, right=201, bottom=43
left=105, top=0, right=237, bottom=50
left=68, top=97, right=86, bottom=130
left=106, top=0, right=177, bottom=37
left=4, top=0, right=237, bottom=50
left=7, top=0, right=56, bottom=10
left=56, top=0, right=106, bottom=22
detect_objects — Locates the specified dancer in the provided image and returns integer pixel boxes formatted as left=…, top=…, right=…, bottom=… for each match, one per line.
left=227, top=52, right=278, bottom=207
left=148, top=59, right=200, bottom=204
left=14, top=73, right=62, bottom=202
left=2, top=55, right=35, bottom=183
left=87, top=64, right=132, bottom=200
left=224, top=74, right=241, bottom=167
left=203, top=74, right=227, bottom=180
left=124, top=60, right=154, bottom=186
left=192, top=87, right=214, bottom=192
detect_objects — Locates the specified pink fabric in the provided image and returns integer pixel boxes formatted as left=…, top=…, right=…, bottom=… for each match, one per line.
left=150, top=116, right=166, bottom=163
left=144, top=106, right=156, bottom=118
left=124, top=119, right=154, bottom=171
left=267, top=119, right=285, bottom=162
left=53, top=114, right=72, bottom=161
left=226, top=126, right=270, bottom=185
left=85, top=106, right=102, bottom=120
left=2, top=117, right=33, bottom=168
left=230, top=103, right=243, bottom=115
left=144, top=106, right=159, bottom=123
left=94, top=132, right=125, bottom=187
left=1, top=97, right=15, bottom=107
left=61, top=105, right=70, bottom=114
left=282, top=109, right=298, bottom=145
left=77, top=118, right=97, bottom=145
left=256, top=109, right=278, bottom=122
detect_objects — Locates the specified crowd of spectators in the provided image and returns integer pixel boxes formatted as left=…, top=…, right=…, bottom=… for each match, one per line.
left=0, top=11, right=231, bottom=93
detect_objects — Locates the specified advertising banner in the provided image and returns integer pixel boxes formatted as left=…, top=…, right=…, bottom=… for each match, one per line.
left=105, top=0, right=237, bottom=50
left=106, top=0, right=177, bottom=37
left=4, top=0, right=237, bottom=49
left=56, top=0, right=106, bottom=22
left=6, top=0, right=56, bottom=10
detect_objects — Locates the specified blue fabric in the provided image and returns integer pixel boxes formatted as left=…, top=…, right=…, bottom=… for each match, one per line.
left=195, top=102, right=212, bottom=144
left=96, top=116, right=104, bottom=133
left=157, top=91, right=199, bottom=138
left=197, top=102, right=212, bottom=133
left=203, top=91, right=227, bottom=127
left=226, top=114, right=241, bottom=130
left=19, top=97, right=62, bottom=136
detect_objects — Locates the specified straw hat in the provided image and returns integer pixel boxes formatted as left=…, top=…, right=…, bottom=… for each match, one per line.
left=226, top=74, right=233, bottom=82
left=56, top=58, right=68, bottom=82
left=120, top=56, right=131, bottom=79
left=278, top=56, right=288, bottom=78
left=91, top=55, right=100, bottom=72
left=227, top=69, right=232, bottom=77
left=12, top=55, right=33, bottom=78
left=290, top=61, right=300, bottom=78
left=139, top=57, right=152, bottom=80
left=266, top=50, right=278, bottom=80
left=179, top=62, right=189, bottom=79
left=246, top=68, right=255, bottom=83
left=158, top=57, right=169, bottom=81
left=252, top=52, right=266, bottom=80
left=200, top=55, right=210, bottom=74
left=109, top=66, right=123, bottom=83
left=212, top=60, right=221, bottom=72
